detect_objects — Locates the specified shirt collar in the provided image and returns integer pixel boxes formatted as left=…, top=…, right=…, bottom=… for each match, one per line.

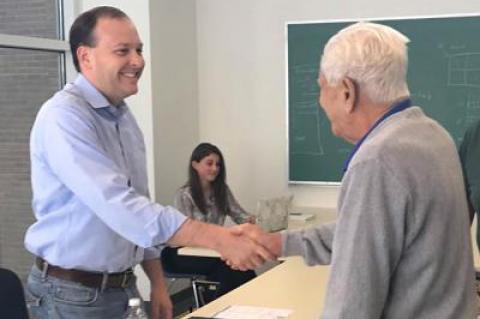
left=73, top=74, right=127, bottom=117
left=342, top=98, right=413, bottom=173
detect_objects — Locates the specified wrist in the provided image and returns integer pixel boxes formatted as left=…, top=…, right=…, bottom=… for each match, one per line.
left=210, top=226, right=229, bottom=254
left=268, top=232, right=282, bottom=256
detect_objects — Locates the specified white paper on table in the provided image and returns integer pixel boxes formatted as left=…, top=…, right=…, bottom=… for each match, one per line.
left=214, top=305, right=293, bottom=319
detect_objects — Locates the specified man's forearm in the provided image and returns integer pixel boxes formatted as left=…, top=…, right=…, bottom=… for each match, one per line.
left=141, top=258, right=166, bottom=286
left=141, top=259, right=173, bottom=319
left=167, top=219, right=228, bottom=252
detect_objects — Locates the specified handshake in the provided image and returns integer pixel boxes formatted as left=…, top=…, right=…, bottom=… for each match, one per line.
left=219, top=223, right=282, bottom=271
left=168, top=219, right=282, bottom=271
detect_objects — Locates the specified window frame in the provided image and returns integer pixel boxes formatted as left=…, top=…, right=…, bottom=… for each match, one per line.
left=0, top=0, right=77, bottom=280
left=0, top=0, right=77, bottom=85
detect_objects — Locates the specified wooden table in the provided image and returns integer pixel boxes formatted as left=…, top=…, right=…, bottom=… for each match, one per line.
left=182, top=256, right=329, bottom=319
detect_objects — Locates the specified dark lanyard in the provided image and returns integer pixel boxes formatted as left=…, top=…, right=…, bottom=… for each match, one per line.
left=342, top=98, right=413, bottom=173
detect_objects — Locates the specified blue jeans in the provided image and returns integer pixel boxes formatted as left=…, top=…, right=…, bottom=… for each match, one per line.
left=25, top=265, right=144, bottom=319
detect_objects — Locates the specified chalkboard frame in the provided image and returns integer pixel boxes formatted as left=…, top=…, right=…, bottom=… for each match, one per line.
left=286, top=14, right=480, bottom=185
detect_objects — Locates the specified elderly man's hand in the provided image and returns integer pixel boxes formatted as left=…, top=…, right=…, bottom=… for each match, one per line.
left=217, top=227, right=277, bottom=271
left=231, top=223, right=282, bottom=261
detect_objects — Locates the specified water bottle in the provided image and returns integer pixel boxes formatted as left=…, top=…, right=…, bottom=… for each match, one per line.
left=124, top=298, right=148, bottom=319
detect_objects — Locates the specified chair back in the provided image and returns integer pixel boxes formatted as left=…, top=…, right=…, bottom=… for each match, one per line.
left=255, top=194, right=293, bottom=232
left=0, top=268, right=29, bottom=319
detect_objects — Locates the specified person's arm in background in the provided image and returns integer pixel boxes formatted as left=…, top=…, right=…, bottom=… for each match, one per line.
left=173, top=187, right=196, bottom=219
left=467, top=199, right=475, bottom=224
left=141, top=259, right=172, bottom=319
left=225, top=186, right=256, bottom=224
left=458, top=124, right=478, bottom=223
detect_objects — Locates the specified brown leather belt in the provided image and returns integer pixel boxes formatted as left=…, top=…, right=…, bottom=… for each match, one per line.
left=35, top=257, right=134, bottom=289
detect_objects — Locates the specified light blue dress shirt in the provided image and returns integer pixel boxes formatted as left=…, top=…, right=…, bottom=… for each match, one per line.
left=25, top=74, right=187, bottom=273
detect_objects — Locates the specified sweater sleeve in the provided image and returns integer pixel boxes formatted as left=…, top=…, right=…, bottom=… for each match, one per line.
left=322, top=159, right=408, bottom=319
left=282, top=222, right=335, bottom=265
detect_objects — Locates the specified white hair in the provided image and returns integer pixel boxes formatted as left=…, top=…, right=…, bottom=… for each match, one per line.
left=320, top=22, right=410, bottom=104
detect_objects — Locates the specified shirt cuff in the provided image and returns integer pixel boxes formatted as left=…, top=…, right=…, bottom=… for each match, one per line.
left=143, top=246, right=162, bottom=260
left=144, top=205, right=188, bottom=246
left=282, top=229, right=304, bottom=257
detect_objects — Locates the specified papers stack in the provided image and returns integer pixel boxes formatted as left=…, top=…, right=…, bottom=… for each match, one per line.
left=214, top=305, right=292, bottom=319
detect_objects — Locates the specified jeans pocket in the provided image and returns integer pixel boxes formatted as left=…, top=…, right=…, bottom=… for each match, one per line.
left=25, top=286, right=42, bottom=308
left=25, top=281, right=47, bottom=318
left=52, top=281, right=99, bottom=306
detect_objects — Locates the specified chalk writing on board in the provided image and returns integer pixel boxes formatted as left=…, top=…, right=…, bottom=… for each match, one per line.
left=291, top=63, right=325, bottom=155
left=447, top=52, right=480, bottom=88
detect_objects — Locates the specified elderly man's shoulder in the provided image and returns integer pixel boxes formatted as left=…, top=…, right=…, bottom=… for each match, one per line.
left=353, top=108, right=454, bottom=172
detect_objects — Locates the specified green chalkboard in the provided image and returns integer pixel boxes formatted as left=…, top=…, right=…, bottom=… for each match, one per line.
left=288, top=15, right=480, bottom=183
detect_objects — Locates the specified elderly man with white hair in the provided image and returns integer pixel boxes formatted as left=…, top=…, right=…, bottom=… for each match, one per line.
left=238, top=22, right=477, bottom=318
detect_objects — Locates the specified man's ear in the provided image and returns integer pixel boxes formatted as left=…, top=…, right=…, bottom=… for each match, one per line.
left=342, top=77, right=357, bottom=114
left=76, top=46, right=92, bottom=71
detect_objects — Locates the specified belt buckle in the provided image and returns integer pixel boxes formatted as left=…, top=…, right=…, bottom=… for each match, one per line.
left=120, top=269, right=133, bottom=288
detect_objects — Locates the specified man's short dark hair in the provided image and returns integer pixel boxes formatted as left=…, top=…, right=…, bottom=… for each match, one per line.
left=69, top=6, right=129, bottom=73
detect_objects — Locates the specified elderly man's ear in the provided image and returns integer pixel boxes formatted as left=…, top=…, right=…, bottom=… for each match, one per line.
left=342, top=77, right=357, bottom=113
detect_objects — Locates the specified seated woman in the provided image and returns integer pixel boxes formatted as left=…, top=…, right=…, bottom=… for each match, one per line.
left=161, top=142, right=256, bottom=297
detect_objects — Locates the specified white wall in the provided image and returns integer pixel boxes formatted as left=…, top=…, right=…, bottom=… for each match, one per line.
left=195, top=0, right=480, bottom=212
left=149, top=1, right=199, bottom=205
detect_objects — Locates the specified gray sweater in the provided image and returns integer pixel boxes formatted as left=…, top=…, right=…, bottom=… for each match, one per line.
left=282, top=107, right=476, bottom=318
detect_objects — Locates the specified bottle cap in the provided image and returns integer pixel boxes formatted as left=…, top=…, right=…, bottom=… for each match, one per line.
left=128, top=298, right=141, bottom=307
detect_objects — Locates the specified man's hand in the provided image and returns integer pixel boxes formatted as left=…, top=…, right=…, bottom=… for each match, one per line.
left=217, top=227, right=277, bottom=271
left=150, top=282, right=173, bottom=319
left=141, top=259, right=172, bottom=319
left=231, top=223, right=282, bottom=259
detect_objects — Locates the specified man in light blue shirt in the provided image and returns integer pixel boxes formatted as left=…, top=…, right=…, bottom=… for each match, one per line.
left=24, top=6, right=274, bottom=319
